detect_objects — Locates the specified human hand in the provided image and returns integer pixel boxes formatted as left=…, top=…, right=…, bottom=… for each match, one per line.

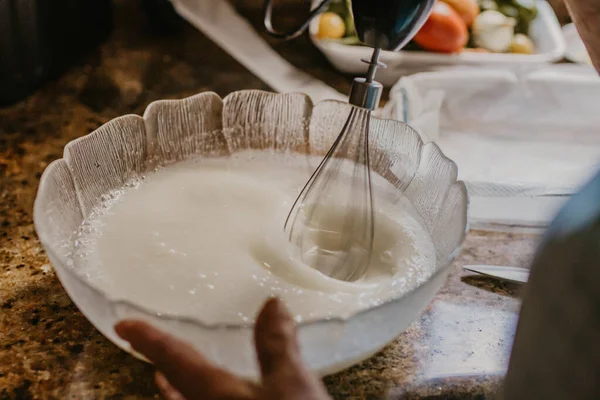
left=114, top=298, right=332, bottom=400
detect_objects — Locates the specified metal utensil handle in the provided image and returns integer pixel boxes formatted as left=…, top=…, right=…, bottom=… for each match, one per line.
left=263, top=0, right=334, bottom=40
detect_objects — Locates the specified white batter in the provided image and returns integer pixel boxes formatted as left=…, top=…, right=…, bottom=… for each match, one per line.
left=72, top=151, right=436, bottom=324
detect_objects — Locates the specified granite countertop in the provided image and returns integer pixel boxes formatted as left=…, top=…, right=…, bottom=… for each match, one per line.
left=0, top=1, right=538, bottom=398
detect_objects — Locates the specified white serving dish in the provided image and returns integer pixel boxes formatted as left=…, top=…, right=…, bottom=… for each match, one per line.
left=34, top=90, right=467, bottom=379
left=310, top=1, right=565, bottom=86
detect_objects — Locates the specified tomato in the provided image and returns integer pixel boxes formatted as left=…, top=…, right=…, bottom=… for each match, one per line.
left=413, top=2, right=469, bottom=53
left=440, top=0, right=479, bottom=26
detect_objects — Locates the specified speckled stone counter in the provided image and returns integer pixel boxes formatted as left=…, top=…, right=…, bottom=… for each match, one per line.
left=0, top=1, right=538, bottom=398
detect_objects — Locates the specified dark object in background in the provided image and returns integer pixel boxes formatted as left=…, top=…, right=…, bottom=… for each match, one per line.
left=140, top=0, right=185, bottom=35
left=0, top=0, right=113, bottom=107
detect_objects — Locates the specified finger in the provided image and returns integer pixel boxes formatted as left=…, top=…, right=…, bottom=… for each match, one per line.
left=254, top=298, right=329, bottom=399
left=115, top=320, right=254, bottom=399
left=254, top=298, right=301, bottom=377
left=155, top=372, right=186, bottom=400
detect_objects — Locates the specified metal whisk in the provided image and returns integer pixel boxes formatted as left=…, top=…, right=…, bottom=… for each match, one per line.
left=264, top=0, right=438, bottom=281
left=284, top=49, right=384, bottom=281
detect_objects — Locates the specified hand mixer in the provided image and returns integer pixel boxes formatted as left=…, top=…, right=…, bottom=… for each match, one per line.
left=264, top=0, right=435, bottom=281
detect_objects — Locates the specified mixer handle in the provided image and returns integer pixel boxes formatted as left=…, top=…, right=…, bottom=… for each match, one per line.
left=263, top=0, right=334, bottom=40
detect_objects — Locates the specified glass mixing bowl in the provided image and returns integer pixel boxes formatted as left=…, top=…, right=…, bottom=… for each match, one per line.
left=33, top=90, right=468, bottom=379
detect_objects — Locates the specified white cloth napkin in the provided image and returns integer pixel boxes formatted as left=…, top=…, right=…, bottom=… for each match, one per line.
left=382, top=65, right=600, bottom=228
left=383, top=66, right=600, bottom=197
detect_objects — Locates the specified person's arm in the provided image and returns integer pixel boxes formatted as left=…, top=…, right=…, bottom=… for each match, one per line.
left=563, top=0, right=600, bottom=73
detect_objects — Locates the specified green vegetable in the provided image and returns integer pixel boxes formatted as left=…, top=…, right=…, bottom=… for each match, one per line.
left=324, top=0, right=359, bottom=43
left=337, top=36, right=361, bottom=45
left=326, top=0, right=346, bottom=17
left=344, top=0, right=356, bottom=37
left=512, top=0, right=538, bottom=34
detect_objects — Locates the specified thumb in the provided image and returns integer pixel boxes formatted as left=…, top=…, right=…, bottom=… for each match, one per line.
left=254, top=298, right=330, bottom=400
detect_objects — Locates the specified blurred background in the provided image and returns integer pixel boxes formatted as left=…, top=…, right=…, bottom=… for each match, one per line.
left=0, top=0, right=580, bottom=109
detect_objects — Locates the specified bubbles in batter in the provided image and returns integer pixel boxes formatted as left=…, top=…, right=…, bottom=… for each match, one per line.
left=71, top=151, right=436, bottom=324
